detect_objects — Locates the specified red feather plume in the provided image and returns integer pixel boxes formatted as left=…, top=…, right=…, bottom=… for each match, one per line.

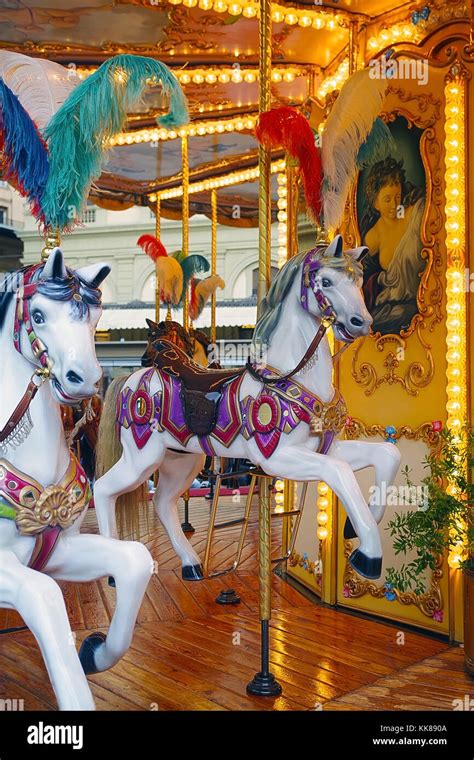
left=255, top=106, right=323, bottom=223
left=137, top=233, right=169, bottom=261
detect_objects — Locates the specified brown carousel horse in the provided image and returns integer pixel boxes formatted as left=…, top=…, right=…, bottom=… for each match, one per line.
left=141, top=318, right=215, bottom=369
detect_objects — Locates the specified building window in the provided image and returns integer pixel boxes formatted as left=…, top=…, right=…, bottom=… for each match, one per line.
left=0, top=207, right=8, bottom=225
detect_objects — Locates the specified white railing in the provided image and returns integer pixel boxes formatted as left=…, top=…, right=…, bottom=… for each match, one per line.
left=81, top=208, right=97, bottom=223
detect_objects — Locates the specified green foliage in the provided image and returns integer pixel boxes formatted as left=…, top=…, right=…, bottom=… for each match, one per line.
left=385, top=428, right=474, bottom=595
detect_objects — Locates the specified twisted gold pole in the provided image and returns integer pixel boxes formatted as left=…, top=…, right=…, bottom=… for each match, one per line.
left=258, top=0, right=273, bottom=621
left=281, top=157, right=299, bottom=560
left=348, top=19, right=360, bottom=76
left=256, top=0, right=272, bottom=318
left=210, top=189, right=218, bottom=345
left=155, top=196, right=161, bottom=323
left=182, top=134, right=190, bottom=329
left=258, top=478, right=272, bottom=620
left=247, top=0, right=282, bottom=698
left=41, top=229, right=61, bottom=261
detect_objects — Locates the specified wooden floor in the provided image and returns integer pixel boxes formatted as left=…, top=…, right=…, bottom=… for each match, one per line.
left=0, top=496, right=470, bottom=711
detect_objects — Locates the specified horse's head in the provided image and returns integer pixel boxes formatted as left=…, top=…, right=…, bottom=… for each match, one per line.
left=253, top=234, right=372, bottom=352
left=11, top=247, right=110, bottom=404
left=300, top=235, right=372, bottom=343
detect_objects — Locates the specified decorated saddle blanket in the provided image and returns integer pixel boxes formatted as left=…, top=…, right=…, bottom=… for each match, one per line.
left=117, top=361, right=348, bottom=459
left=0, top=454, right=91, bottom=572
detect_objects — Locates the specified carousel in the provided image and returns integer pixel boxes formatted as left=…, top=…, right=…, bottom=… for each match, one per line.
left=0, top=0, right=472, bottom=717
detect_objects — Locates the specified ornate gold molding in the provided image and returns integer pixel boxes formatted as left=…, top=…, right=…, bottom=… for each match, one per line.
left=289, top=550, right=323, bottom=592
left=347, top=87, right=444, bottom=396
left=341, top=417, right=444, bottom=617
left=343, top=544, right=444, bottom=619
left=344, top=417, right=443, bottom=451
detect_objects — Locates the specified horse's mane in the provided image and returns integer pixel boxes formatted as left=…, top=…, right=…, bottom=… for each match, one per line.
left=0, top=264, right=103, bottom=330
left=252, top=250, right=307, bottom=349
left=252, top=245, right=364, bottom=349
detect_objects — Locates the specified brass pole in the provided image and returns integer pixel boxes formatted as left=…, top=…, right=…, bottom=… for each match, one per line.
left=210, top=189, right=218, bottom=345
left=348, top=19, right=359, bottom=77
left=281, top=157, right=299, bottom=561
left=247, top=0, right=282, bottom=698
left=41, top=229, right=61, bottom=261
left=155, top=196, right=161, bottom=322
left=286, top=159, right=299, bottom=261
left=182, top=134, right=190, bottom=329
left=256, top=0, right=272, bottom=318
left=258, top=478, right=272, bottom=623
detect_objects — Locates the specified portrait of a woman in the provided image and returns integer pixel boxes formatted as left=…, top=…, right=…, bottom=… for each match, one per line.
left=359, top=154, right=425, bottom=335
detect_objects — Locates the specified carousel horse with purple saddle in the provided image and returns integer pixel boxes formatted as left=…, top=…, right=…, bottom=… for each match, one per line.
left=0, top=249, right=152, bottom=710
left=94, top=235, right=401, bottom=581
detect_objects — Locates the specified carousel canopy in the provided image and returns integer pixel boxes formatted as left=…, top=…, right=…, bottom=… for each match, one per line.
left=0, top=0, right=454, bottom=225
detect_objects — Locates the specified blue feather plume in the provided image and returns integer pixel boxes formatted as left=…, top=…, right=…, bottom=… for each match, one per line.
left=357, top=118, right=396, bottom=169
left=177, top=254, right=210, bottom=306
left=0, top=78, right=49, bottom=221
left=42, top=54, right=189, bottom=230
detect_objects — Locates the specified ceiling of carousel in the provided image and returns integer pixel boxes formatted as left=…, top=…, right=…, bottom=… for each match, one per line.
left=0, top=0, right=438, bottom=225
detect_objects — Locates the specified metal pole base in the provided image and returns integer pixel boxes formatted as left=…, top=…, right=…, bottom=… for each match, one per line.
left=181, top=521, right=195, bottom=534
left=216, top=588, right=241, bottom=605
left=246, top=671, right=282, bottom=697
left=246, top=619, right=282, bottom=697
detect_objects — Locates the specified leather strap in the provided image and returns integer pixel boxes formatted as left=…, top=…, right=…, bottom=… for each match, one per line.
left=246, top=319, right=331, bottom=385
left=0, top=378, right=40, bottom=444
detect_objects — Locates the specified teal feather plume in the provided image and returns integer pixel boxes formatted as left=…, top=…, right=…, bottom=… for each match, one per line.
left=178, top=254, right=210, bottom=306
left=357, top=118, right=395, bottom=169
left=41, top=55, right=189, bottom=230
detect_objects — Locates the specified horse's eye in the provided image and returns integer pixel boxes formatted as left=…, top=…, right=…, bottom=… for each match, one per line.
left=32, top=310, right=45, bottom=325
left=321, top=278, right=332, bottom=288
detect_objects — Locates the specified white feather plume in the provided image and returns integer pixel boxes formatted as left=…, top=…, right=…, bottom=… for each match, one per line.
left=321, top=68, right=388, bottom=230
left=0, top=51, right=78, bottom=131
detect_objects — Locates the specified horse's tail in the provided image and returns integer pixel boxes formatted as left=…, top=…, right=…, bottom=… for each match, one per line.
left=95, top=375, right=149, bottom=541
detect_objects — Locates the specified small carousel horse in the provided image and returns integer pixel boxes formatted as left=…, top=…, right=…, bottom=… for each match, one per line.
left=0, top=248, right=152, bottom=710
left=94, top=236, right=401, bottom=581
left=141, top=318, right=212, bottom=368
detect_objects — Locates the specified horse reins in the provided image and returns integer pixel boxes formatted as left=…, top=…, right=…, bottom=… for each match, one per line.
left=247, top=247, right=347, bottom=385
left=0, top=265, right=53, bottom=445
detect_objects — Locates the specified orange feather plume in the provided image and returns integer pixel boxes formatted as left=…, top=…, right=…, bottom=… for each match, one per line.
left=137, top=234, right=183, bottom=305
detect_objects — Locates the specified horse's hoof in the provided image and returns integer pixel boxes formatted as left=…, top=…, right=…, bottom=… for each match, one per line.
left=79, top=632, right=107, bottom=675
left=182, top=564, right=204, bottom=581
left=343, top=517, right=357, bottom=540
left=108, top=576, right=116, bottom=588
left=349, top=549, right=382, bottom=580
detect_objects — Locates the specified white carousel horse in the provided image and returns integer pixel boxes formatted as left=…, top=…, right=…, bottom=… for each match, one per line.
left=0, top=248, right=153, bottom=710
left=94, top=235, right=401, bottom=581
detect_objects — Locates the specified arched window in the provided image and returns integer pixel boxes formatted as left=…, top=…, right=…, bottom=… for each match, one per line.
left=141, top=274, right=156, bottom=302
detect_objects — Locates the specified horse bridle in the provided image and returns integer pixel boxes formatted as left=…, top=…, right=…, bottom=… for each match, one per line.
left=0, top=265, right=53, bottom=447
left=247, top=247, right=339, bottom=385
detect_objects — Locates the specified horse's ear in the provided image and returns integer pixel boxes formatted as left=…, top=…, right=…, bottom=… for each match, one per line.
left=325, top=235, right=344, bottom=258
left=146, top=318, right=158, bottom=330
left=76, top=262, right=111, bottom=288
left=347, top=246, right=368, bottom=261
left=41, top=247, right=67, bottom=281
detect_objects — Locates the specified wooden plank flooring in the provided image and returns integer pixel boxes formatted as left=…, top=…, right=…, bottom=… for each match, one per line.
left=0, top=496, right=469, bottom=711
